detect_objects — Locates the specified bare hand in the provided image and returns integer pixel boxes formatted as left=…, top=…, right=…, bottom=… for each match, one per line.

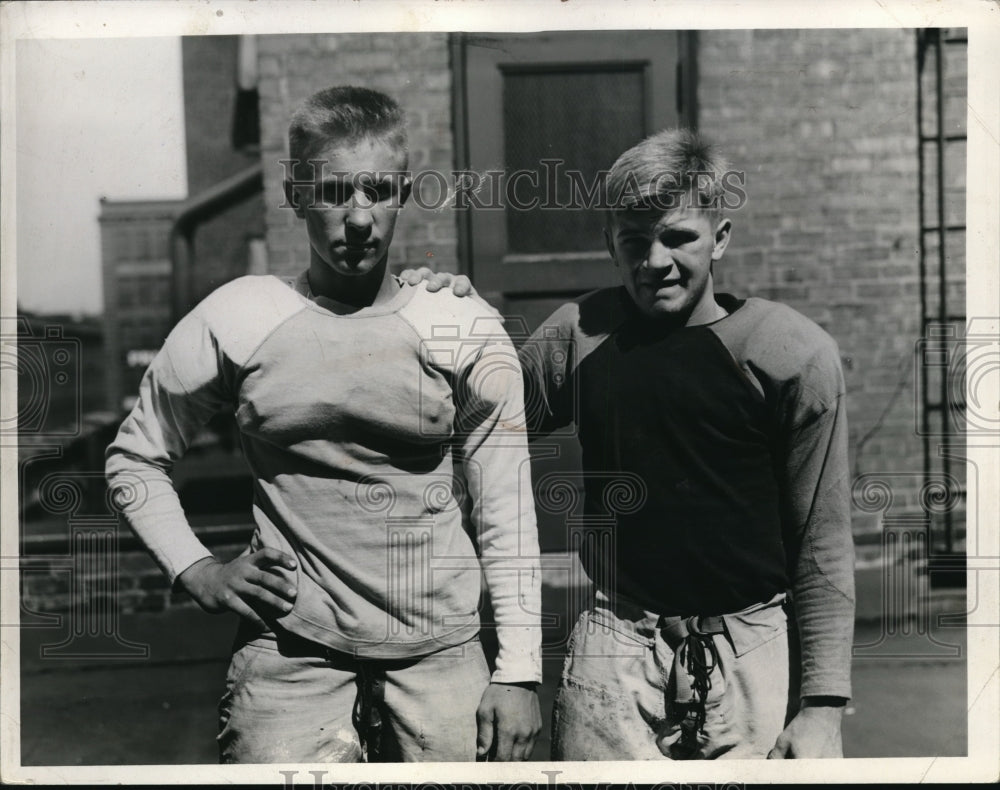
left=767, top=700, right=845, bottom=758
left=177, top=549, right=298, bottom=629
left=476, top=682, right=542, bottom=761
left=398, top=266, right=476, bottom=297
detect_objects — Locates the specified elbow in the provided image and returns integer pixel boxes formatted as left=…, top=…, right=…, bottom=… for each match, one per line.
left=104, top=442, right=124, bottom=485
left=104, top=443, right=171, bottom=503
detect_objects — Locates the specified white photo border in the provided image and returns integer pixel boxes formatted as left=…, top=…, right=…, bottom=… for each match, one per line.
left=1, top=0, right=997, bottom=784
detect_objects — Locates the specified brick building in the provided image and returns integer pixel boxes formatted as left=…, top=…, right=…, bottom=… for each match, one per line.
left=87, top=29, right=966, bottom=617
left=98, top=199, right=180, bottom=412
left=697, top=29, right=967, bottom=558
left=180, top=35, right=267, bottom=306
left=254, top=29, right=966, bottom=559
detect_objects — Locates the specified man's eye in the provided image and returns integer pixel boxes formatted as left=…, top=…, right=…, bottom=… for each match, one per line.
left=321, top=183, right=351, bottom=205
left=363, top=182, right=394, bottom=203
left=661, top=231, right=697, bottom=247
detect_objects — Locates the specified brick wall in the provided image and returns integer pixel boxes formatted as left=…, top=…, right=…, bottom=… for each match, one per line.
left=698, top=29, right=966, bottom=554
left=181, top=36, right=266, bottom=306
left=20, top=527, right=251, bottom=618
left=256, top=34, right=459, bottom=279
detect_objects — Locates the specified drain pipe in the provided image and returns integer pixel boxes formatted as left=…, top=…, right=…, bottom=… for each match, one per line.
left=169, top=163, right=264, bottom=323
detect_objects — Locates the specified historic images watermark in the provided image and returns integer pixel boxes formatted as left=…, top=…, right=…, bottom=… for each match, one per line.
left=277, top=771, right=745, bottom=790
left=1, top=317, right=82, bottom=439
left=278, top=160, right=749, bottom=213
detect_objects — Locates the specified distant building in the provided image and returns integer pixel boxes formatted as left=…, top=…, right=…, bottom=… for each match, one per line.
left=98, top=199, right=181, bottom=412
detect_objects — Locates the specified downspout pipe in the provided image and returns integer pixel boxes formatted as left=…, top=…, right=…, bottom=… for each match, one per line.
left=169, top=163, right=264, bottom=323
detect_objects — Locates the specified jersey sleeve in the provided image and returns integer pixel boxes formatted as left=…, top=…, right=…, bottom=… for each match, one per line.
left=777, top=334, right=856, bottom=700
left=105, top=308, right=233, bottom=584
left=452, top=313, right=543, bottom=685
left=517, top=301, right=579, bottom=437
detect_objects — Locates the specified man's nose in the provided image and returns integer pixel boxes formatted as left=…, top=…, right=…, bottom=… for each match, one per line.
left=644, top=241, right=674, bottom=271
left=346, top=190, right=375, bottom=233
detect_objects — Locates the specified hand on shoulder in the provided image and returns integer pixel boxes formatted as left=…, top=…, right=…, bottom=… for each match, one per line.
left=399, top=266, right=476, bottom=298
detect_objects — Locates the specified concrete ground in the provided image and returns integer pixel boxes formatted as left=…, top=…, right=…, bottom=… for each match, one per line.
left=17, top=569, right=969, bottom=766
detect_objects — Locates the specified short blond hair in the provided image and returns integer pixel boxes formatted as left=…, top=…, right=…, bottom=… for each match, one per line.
left=607, top=128, right=730, bottom=218
left=288, top=86, right=408, bottom=173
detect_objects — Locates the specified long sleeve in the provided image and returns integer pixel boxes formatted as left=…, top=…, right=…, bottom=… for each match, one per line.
left=105, top=309, right=232, bottom=584
left=517, top=302, right=579, bottom=437
left=779, top=340, right=856, bottom=700
left=455, top=333, right=543, bottom=684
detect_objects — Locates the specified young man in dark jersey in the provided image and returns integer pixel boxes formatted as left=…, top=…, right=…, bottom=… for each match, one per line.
left=405, top=128, right=855, bottom=759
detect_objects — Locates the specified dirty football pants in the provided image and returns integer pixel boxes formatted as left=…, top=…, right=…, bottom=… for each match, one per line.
left=552, top=591, right=793, bottom=760
left=218, top=627, right=490, bottom=763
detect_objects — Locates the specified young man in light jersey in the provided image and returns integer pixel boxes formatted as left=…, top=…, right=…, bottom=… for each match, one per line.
left=106, top=86, right=542, bottom=763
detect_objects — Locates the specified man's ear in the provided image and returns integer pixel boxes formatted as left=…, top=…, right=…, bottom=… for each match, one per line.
left=284, top=180, right=306, bottom=219
left=604, top=227, right=617, bottom=265
left=711, top=217, right=733, bottom=261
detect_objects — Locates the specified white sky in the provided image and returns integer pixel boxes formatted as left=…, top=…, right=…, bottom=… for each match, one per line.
left=15, top=37, right=187, bottom=317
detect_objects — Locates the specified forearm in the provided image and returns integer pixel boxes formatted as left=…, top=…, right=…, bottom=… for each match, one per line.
left=778, top=336, right=855, bottom=698
left=787, top=397, right=856, bottom=699
left=461, top=344, right=543, bottom=684
left=104, top=338, right=225, bottom=584
left=469, top=434, right=543, bottom=684
left=480, top=548, right=542, bottom=684
left=792, top=555, right=855, bottom=699
left=106, top=448, right=213, bottom=585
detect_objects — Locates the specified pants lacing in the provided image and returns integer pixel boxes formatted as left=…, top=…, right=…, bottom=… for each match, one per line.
left=658, top=614, right=725, bottom=751
left=350, top=659, right=385, bottom=761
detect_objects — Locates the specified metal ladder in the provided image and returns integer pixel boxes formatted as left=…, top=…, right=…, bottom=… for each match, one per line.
left=915, top=28, right=967, bottom=564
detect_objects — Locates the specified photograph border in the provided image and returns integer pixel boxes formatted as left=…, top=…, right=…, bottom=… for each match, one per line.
left=1, top=0, right=997, bottom=784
